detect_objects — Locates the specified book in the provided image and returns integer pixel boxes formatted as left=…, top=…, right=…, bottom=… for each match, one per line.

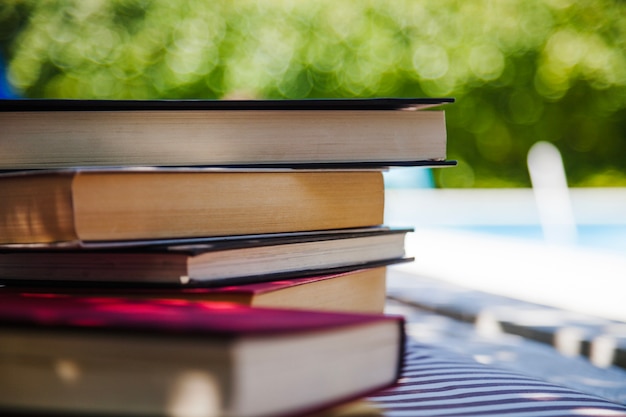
left=0, top=98, right=453, bottom=170
left=0, top=228, right=410, bottom=285
left=0, top=267, right=390, bottom=313
left=0, top=292, right=405, bottom=417
left=0, top=168, right=385, bottom=245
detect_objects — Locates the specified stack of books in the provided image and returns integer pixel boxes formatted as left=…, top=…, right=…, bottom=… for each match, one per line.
left=0, top=97, right=452, bottom=417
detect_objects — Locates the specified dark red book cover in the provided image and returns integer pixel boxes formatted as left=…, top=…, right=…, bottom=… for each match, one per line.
left=0, top=291, right=404, bottom=339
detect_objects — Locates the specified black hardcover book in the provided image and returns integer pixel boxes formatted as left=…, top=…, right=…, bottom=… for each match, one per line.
left=0, top=97, right=454, bottom=169
left=0, top=227, right=413, bottom=287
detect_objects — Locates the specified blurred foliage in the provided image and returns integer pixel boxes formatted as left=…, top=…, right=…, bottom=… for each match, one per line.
left=1, top=0, right=626, bottom=187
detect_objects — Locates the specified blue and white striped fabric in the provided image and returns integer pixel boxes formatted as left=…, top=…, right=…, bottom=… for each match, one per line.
left=369, top=340, right=626, bottom=417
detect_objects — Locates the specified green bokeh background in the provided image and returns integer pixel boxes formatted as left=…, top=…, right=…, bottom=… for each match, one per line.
left=1, top=0, right=625, bottom=187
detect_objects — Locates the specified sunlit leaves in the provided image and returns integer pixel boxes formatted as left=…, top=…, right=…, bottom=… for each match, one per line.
left=1, top=0, right=625, bottom=186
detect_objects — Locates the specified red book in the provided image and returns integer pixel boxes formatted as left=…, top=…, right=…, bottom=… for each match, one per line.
left=0, top=292, right=405, bottom=417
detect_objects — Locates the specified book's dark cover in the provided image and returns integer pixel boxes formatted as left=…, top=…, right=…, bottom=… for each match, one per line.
left=0, top=269, right=369, bottom=298
left=0, top=225, right=411, bottom=249
left=0, top=257, right=413, bottom=288
left=162, top=227, right=412, bottom=254
left=0, top=97, right=454, bottom=112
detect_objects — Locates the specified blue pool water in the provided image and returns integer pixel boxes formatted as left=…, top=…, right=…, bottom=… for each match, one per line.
left=449, top=224, right=626, bottom=255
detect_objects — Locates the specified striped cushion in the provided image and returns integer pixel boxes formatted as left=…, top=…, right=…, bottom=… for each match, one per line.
left=369, top=340, right=626, bottom=416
